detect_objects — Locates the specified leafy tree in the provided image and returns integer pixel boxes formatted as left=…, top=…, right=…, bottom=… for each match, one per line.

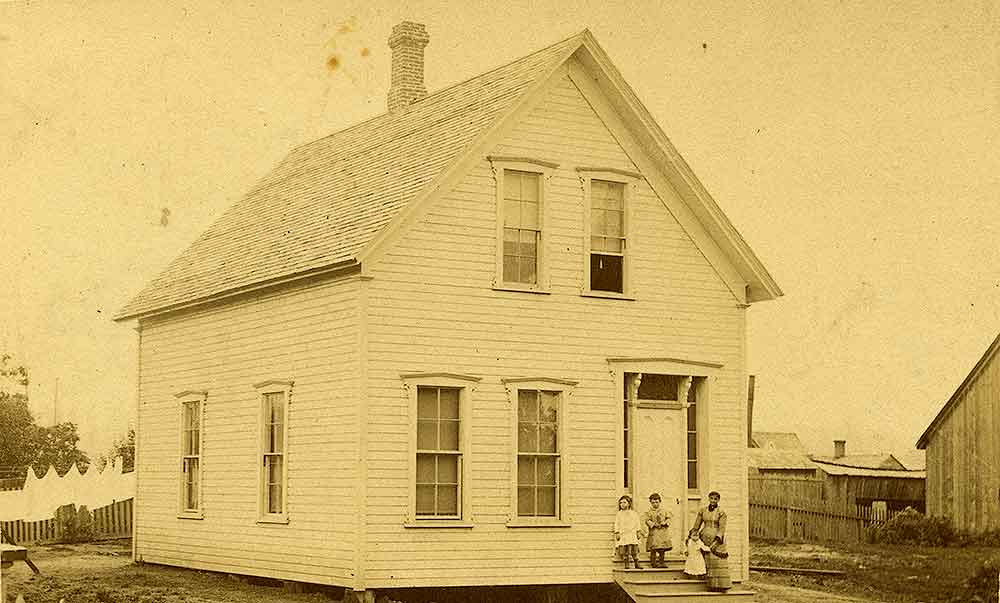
left=97, top=428, right=135, bottom=473
left=0, top=356, right=89, bottom=478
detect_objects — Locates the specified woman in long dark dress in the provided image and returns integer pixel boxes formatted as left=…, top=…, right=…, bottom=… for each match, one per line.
left=688, top=491, right=731, bottom=591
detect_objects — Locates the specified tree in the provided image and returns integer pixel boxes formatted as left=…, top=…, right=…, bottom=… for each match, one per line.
left=0, top=355, right=89, bottom=478
left=97, top=428, right=135, bottom=473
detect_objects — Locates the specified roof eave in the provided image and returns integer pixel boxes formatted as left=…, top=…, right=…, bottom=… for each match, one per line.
left=113, top=259, right=361, bottom=323
left=916, top=331, right=1000, bottom=449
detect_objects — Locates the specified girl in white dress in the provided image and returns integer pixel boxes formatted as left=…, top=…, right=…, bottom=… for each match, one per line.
left=613, top=495, right=643, bottom=569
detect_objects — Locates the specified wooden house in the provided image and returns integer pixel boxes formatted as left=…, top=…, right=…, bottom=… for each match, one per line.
left=811, top=441, right=925, bottom=515
left=917, top=333, right=1000, bottom=534
left=115, top=22, right=782, bottom=602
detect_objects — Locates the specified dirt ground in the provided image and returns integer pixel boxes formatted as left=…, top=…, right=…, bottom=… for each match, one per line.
left=2, top=540, right=342, bottom=603
left=6, top=539, right=968, bottom=603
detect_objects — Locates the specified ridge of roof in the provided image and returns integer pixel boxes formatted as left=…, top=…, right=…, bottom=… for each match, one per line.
left=916, top=331, right=1000, bottom=449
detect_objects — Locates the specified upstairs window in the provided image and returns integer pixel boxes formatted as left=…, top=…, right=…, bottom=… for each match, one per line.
left=579, top=168, right=638, bottom=297
left=590, top=179, right=626, bottom=293
left=488, top=156, right=558, bottom=292
left=503, top=170, right=541, bottom=286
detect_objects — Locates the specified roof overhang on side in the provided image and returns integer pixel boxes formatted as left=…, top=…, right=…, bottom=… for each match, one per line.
left=113, top=259, right=361, bottom=323
left=916, top=332, right=1000, bottom=449
left=572, top=34, right=783, bottom=304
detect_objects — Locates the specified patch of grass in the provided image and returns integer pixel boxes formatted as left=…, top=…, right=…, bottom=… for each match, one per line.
left=751, top=538, right=1000, bottom=603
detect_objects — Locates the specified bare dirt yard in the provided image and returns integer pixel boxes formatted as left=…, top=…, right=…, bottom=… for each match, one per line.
left=2, top=540, right=343, bottom=603
left=749, top=539, right=1000, bottom=603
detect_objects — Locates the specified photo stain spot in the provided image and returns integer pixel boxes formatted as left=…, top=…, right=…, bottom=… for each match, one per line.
left=327, top=55, right=341, bottom=71
left=160, top=208, right=171, bottom=227
left=702, top=42, right=708, bottom=50
left=360, top=47, right=370, bottom=57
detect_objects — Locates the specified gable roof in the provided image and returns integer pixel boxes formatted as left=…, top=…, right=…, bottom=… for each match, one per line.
left=811, top=461, right=925, bottom=479
left=750, top=431, right=808, bottom=452
left=116, top=29, right=782, bottom=321
left=892, top=450, right=926, bottom=472
left=810, top=454, right=905, bottom=471
left=747, top=449, right=817, bottom=471
left=917, top=332, right=1000, bottom=449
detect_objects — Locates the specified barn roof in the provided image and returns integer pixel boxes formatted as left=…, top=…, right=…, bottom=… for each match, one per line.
left=916, top=332, right=1000, bottom=449
left=750, top=431, right=808, bottom=452
left=747, top=448, right=817, bottom=471
left=811, top=460, right=925, bottom=479
left=810, top=454, right=904, bottom=471
left=116, top=28, right=783, bottom=321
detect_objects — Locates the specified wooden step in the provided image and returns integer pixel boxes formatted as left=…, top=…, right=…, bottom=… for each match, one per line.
left=614, top=567, right=690, bottom=580
left=630, top=579, right=712, bottom=593
left=630, top=590, right=755, bottom=603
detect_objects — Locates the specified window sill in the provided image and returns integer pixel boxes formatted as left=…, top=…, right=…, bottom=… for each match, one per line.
left=177, top=512, right=204, bottom=520
left=493, top=285, right=551, bottom=295
left=506, top=519, right=572, bottom=528
left=581, top=291, right=635, bottom=301
left=256, top=515, right=289, bottom=525
left=403, top=520, right=475, bottom=529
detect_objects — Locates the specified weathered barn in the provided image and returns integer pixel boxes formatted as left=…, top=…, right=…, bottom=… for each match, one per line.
left=748, top=431, right=818, bottom=480
left=115, top=21, right=782, bottom=602
left=917, top=333, right=1000, bottom=533
left=812, top=441, right=925, bottom=514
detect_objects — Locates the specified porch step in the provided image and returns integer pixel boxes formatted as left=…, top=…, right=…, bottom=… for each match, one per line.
left=628, top=590, right=755, bottom=603
left=614, top=567, right=693, bottom=581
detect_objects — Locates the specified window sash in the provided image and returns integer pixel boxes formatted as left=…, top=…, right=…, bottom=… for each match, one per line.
left=516, top=389, right=561, bottom=518
left=415, top=386, right=464, bottom=519
left=180, top=399, right=202, bottom=512
left=260, top=390, right=288, bottom=516
left=500, top=169, right=542, bottom=286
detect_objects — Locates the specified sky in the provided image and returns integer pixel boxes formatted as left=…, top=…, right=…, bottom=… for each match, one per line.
left=1, top=0, right=998, bottom=458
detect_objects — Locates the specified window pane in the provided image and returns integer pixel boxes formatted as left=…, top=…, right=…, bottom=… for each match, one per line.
left=269, top=394, right=284, bottom=425
left=439, top=388, right=459, bottom=419
left=537, top=456, right=557, bottom=485
left=591, top=210, right=605, bottom=237
left=638, top=374, right=679, bottom=400
left=540, top=391, right=558, bottom=423
left=517, top=456, right=534, bottom=485
left=537, top=486, right=557, bottom=517
left=517, top=486, right=535, bottom=516
left=270, top=423, right=283, bottom=453
left=504, top=170, right=521, bottom=199
left=688, top=433, right=697, bottom=459
left=267, top=456, right=283, bottom=484
left=687, top=402, right=697, bottom=427
left=518, top=424, right=538, bottom=453
left=519, top=230, right=537, bottom=257
left=539, top=424, right=557, bottom=453
left=503, top=255, right=518, bottom=282
left=518, top=391, right=538, bottom=421
left=591, top=180, right=607, bottom=202
left=521, top=200, right=538, bottom=229
left=439, top=420, right=459, bottom=451
left=417, top=387, right=437, bottom=419
left=607, top=210, right=623, bottom=236
left=437, top=455, right=459, bottom=484
left=268, top=484, right=282, bottom=513
left=417, top=420, right=437, bottom=450
left=605, top=237, right=623, bottom=253
left=438, top=485, right=459, bottom=515
left=605, top=182, right=624, bottom=208
left=521, top=174, right=539, bottom=201
left=688, top=461, right=698, bottom=490
left=518, top=257, right=537, bottom=285
left=416, top=454, right=435, bottom=483
left=503, top=227, right=519, bottom=256
left=192, top=429, right=200, bottom=455
left=504, top=199, right=521, bottom=227
left=590, top=254, right=623, bottom=293
left=416, top=484, right=435, bottom=515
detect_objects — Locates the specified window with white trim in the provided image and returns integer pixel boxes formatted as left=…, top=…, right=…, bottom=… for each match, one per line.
left=580, top=169, right=638, bottom=296
left=255, top=381, right=292, bottom=522
left=488, top=156, right=557, bottom=292
left=176, top=390, right=205, bottom=516
left=416, top=386, right=462, bottom=517
left=504, top=378, right=576, bottom=524
left=402, top=373, right=478, bottom=525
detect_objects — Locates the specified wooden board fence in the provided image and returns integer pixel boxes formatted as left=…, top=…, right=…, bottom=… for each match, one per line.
left=750, top=498, right=899, bottom=543
left=0, top=498, right=132, bottom=545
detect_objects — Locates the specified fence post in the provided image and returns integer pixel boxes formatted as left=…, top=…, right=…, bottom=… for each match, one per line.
left=785, top=507, right=792, bottom=539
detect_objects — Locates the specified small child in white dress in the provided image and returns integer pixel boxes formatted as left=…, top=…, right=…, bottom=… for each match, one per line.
left=613, top=495, right=643, bottom=569
left=683, top=535, right=709, bottom=577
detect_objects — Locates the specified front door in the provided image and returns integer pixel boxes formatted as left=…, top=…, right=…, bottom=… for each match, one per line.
left=628, top=373, right=689, bottom=555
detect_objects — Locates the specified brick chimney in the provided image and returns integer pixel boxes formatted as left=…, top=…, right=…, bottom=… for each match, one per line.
left=387, top=21, right=430, bottom=112
left=834, top=439, right=846, bottom=458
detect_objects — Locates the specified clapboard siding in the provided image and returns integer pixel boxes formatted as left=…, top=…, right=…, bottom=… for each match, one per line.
left=924, top=343, right=1000, bottom=533
left=363, top=73, right=748, bottom=588
left=136, top=275, right=359, bottom=586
